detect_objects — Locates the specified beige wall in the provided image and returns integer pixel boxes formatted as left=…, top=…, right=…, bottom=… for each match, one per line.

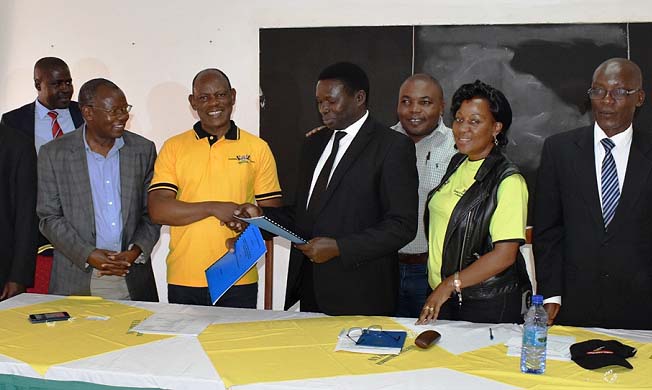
left=2, top=0, right=650, bottom=306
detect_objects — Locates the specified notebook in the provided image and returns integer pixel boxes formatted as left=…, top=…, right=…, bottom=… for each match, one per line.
left=235, top=215, right=307, bottom=244
left=205, top=225, right=267, bottom=304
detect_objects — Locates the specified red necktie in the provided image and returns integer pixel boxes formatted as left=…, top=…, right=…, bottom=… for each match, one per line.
left=47, top=111, right=63, bottom=138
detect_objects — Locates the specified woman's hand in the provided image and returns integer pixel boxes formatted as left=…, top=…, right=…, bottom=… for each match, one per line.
left=416, top=278, right=455, bottom=324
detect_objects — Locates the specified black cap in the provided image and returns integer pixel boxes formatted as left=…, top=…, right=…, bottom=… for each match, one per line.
left=570, top=339, right=637, bottom=370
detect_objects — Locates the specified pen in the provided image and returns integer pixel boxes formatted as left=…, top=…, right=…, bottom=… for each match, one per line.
left=489, top=327, right=494, bottom=340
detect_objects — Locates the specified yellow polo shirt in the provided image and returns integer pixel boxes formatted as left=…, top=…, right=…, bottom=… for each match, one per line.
left=427, top=158, right=528, bottom=289
left=149, top=121, right=282, bottom=287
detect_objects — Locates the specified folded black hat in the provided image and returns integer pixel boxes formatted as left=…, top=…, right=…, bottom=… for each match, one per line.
left=570, top=339, right=637, bottom=370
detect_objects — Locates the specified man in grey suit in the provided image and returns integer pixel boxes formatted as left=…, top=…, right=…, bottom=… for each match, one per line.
left=37, top=78, right=159, bottom=301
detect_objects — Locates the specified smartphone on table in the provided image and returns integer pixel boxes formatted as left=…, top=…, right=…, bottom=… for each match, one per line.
left=28, top=311, right=71, bottom=324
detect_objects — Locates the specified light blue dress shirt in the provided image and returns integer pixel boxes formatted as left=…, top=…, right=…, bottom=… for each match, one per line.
left=83, top=126, right=124, bottom=252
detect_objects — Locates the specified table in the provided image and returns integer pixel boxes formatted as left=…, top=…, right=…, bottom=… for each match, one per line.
left=0, top=294, right=650, bottom=390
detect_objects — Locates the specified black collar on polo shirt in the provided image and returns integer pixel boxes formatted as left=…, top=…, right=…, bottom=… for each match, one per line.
left=193, top=120, right=239, bottom=146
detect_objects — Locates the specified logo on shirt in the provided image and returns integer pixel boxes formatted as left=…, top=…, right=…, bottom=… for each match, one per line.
left=229, top=154, right=255, bottom=164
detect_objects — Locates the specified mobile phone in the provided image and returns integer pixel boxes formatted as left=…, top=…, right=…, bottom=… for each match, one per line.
left=28, top=311, right=71, bottom=324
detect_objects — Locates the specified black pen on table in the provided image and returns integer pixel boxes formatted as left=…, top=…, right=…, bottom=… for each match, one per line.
left=489, top=327, right=494, bottom=340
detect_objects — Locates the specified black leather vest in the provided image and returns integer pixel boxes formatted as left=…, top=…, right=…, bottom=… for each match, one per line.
left=424, top=147, right=531, bottom=300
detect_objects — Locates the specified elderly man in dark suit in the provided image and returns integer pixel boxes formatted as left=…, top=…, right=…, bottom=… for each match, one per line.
left=534, top=58, right=651, bottom=330
left=0, top=124, right=38, bottom=301
left=235, top=62, right=418, bottom=316
left=37, top=78, right=159, bottom=301
left=1, top=57, right=84, bottom=294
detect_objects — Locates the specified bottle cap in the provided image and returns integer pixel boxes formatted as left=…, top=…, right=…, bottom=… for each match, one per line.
left=532, top=295, right=543, bottom=305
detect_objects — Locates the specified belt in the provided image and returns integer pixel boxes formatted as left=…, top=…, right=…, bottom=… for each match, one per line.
left=398, top=252, right=428, bottom=265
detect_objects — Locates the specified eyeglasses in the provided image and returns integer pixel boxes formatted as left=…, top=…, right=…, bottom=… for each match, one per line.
left=89, top=104, right=133, bottom=116
left=346, top=325, right=401, bottom=345
left=587, top=88, right=640, bottom=100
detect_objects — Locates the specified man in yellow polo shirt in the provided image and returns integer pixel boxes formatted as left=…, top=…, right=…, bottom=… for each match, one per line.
left=148, top=69, right=282, bottom=308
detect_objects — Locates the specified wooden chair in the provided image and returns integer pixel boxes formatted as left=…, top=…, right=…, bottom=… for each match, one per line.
left=264, top=239, right=274, bottom=310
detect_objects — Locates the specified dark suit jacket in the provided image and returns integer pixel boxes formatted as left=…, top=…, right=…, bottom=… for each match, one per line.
left=1, top=101, right=84, bottom=140
left=37, top=128, right=160, bottom=301
left=1, top=101, right=84, bottom=253
left=0, top=124, right=38, bottom=289
left=266, top=115, right=418, bottom=316
left=534, top=125, right=652, bottom=330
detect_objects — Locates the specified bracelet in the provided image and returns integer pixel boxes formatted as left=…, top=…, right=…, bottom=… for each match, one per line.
left=453, top=272, right=462, bottom=306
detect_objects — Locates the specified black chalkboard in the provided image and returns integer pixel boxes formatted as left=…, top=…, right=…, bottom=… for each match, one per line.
left=260, top=26, right=412, bottom=204
left=260, top=23, right=652, bottom=215
left=414, top=24, right=629, bottom=198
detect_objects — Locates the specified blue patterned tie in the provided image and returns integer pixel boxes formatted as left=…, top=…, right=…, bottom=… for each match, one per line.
left=600, top=138, right=619, bottom=228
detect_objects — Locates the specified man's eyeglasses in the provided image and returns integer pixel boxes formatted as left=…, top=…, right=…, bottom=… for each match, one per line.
left=587, top=88, right=640, bottom=100
left=346, top=325, right=401, bottom=345
left=89, top=104, right=133, bottom=116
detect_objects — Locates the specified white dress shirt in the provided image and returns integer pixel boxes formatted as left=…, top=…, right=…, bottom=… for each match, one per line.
left=34, top=99, right=76, bottom=153
left=544, top=123, right=633, bottom=308
left=306, top=111, right=369, bottom=208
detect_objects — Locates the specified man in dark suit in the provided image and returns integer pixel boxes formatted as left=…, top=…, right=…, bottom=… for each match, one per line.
left=235, top=62, right=418, bottom=315
left=534, top=58, right=651, bottom=330
left=0, top=124, right=38, bottom=301
left=1, top=57, right=84, bottom=294
left=1, top=57, right=83, bottom=150
left=37, top=78, right=159, bottom=301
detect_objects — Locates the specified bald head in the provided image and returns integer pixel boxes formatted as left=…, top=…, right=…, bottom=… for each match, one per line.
left=593, top=58, right=642, bottom=86
left=397, top=73, right=445, bottom=142
left=192, top=68, right=231, bottom=93
left=401, top=73, right=443, bottom=98
left=590, top=57, right=645, bottom=137
left=33, top=57, right=73, bottom=110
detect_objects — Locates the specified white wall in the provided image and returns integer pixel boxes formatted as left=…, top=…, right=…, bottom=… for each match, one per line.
left=2, top=0, right=651, bottom=307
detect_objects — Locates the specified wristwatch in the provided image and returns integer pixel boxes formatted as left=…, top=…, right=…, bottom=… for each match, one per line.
left=128, top=244, right=146, bottom=264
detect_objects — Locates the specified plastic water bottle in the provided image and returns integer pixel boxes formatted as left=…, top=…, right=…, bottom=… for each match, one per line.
left=520, top=294, right=548, bottom=374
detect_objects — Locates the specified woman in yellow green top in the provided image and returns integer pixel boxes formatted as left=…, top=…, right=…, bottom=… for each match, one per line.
left=416, top=80, right=531, bottom=325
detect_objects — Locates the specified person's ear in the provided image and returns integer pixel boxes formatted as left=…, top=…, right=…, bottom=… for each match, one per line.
left=230, top=88, right=237, bottom=104
left=493, top=122, right=503, bottom=139
left=81, top=105, right=93, bottom=123
left=355, top=90, right=366, bottom=107
left=34, top=79, right=41, bottom=91
left=188, top=94, right=196, bottom=110
left=636, top=89, right=646, bottom=108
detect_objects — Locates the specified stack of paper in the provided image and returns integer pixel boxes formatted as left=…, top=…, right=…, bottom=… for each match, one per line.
left=334, top=328, right=407, bottom=355
left=505, top=334, right=576, bottom=361
left=131, top=313, right=215, bottom=336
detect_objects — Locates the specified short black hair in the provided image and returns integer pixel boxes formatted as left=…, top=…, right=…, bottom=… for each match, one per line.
left=78, top=78, right=122, bottom=107
left=450, top=80, right=513, bottom=146
left=34, top=57, right=69, bottom=73
left=318, top=62, right=370, bottom=106
left=192, top=68, right=232, bottom=91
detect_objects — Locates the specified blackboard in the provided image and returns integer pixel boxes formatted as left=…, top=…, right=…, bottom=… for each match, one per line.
left=260, top=26, right=412, bottom=204
left=260, top=23, right=652, bottom=213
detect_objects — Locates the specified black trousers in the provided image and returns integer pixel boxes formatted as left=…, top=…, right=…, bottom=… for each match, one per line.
left=438, top=288, right=524, bottom=324
left=168, top=283, right=258, bottom=309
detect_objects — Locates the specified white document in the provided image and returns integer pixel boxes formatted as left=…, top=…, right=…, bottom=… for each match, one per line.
left=505, top=334, right=576, bottom=361
left=131, top=313, right=215, bottom=336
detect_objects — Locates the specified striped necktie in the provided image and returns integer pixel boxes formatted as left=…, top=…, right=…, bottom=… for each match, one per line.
left=600, top=138, right=619, bottom=228
left=47, top=111, right=63, bottom=138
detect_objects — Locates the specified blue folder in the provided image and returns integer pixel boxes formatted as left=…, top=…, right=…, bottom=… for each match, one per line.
left=205, top=225, right=267, bottom=304
left=357, top=329, right=407, bottom=350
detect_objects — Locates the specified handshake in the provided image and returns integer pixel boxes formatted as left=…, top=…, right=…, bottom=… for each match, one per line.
left=219, top=202, right=340, bottom=264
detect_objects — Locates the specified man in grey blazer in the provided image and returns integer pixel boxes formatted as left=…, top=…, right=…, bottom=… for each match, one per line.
left=37, top=78, right=159, bottom=301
